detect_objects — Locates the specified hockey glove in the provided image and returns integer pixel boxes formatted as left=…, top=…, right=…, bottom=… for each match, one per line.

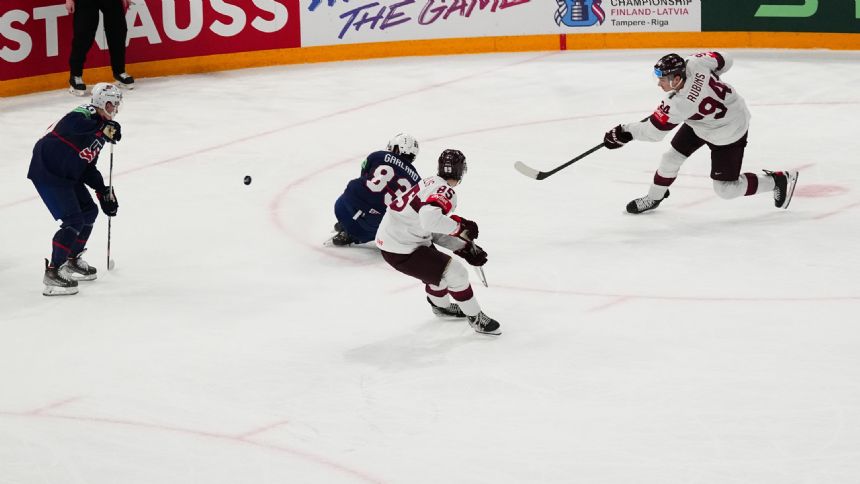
left=604, top=125, right=632, bottom=150
left=97, top=187, right=118, bottom=216
left=102, top=120, right=122, bottom=143
left=450, top=215, right=479, bottom=241
left=454, top=242, right=487, bottom=267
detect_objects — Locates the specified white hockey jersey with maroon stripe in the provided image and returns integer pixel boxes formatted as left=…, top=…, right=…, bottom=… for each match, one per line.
left=375, top=175, right=462, bottom=255
left=624, top=52, right=751, bottom=146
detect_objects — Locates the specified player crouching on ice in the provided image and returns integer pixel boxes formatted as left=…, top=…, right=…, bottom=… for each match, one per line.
left=27, top=83, right=122, bottom=296
left=375, top=149, right=501, bottom=335
left=603, top=52, right=799, bottom=214
left=329, top=133, right=422, bottom=246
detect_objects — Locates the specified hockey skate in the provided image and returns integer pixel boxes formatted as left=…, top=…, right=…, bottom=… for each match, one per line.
left=426, top=296, right=467, bottom=318
left=60, top=250, right=97, bottom=281
left=764, top=170, right=799, bottom=209
left=626, top=190, right=670, bottom=214
left=330, top=230, right=357, bottom=247
left=69, top=75, right=86, bottom=96
left=43, top=259, right=79, bottom=296
left=113, top=72, right=135, bottom=89
left=467, top=312, right=501, bottom=335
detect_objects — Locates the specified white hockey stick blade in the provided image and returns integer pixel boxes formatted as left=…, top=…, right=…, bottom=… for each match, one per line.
left=108, top=259, right=116, bottom=271
left=514, top=161, right=541, bottom=179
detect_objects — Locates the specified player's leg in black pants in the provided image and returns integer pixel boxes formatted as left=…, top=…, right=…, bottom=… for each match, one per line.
left=97, top=0, right=129, bottom=77
left=69, top=184, right=99, bottom=258
left=68, top=0, right=101, bottom=78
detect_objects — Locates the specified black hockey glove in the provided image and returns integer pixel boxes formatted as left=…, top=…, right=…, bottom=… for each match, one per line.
left=450, top=215, right=479, bottom=241
left=454, top=242, right=487, bottom=267
left=604, top=125, right=632, bottom=150
left=102, top=120, right=122, bottom=143
left=97, top=186, right=118, bottom=216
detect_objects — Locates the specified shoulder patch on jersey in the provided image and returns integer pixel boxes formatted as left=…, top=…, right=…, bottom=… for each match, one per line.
left=425, top=193, right=453, bottom=214
left=72, top=106, right=96, bottom=118
left=694, top=51, right=725, bottom=71
left=649, top=102, right=677, bottom=131
left=650, top=102, right=674, bottom=128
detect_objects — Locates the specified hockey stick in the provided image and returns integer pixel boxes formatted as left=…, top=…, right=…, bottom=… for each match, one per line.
left=460, top=234, right=488, bottom=288
left=106, top=143, right=115, bottom=271
left=514, top=142, right=605, bottom=180
left=472, top=245, right=488, bottom=288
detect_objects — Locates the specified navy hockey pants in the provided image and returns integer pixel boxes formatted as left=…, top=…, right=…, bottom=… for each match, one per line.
left=334, top=196, right=381, bottom=244
left=33, top=182, right=99, bottom=267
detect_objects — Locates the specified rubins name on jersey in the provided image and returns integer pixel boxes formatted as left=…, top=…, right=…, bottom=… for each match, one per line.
left=686, top=72, right=706, bottom=103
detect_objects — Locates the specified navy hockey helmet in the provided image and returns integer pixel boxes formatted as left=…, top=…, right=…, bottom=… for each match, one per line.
left=654, top=53, right=687, bottom=79
left=437, top=149, right=467, bottom=181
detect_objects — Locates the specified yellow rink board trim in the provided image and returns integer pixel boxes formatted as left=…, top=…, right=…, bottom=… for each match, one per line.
left=2, top=32, right=858, bottom=97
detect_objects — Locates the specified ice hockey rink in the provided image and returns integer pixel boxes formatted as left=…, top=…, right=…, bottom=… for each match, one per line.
left=1, top=48, right=860, bottom=483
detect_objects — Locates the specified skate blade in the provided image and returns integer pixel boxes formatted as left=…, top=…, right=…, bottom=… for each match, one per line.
left=782, top=172, right=799, bottom=209
left=323, top=236, right=353, bottom=247
left=67, top=273, right=97, bottom=281
left=69, top=87, right=87, bottom=97
left=60, top=268, right=97, bottom=281
left=471, top=324, right=502, bottom=336
left=114, top=82, right=135, bottom=90
left=43, top=285, right=79, bottom=296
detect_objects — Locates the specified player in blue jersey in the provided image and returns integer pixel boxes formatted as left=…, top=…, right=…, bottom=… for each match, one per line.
left=329, top=133, right=422, bottom=246
left=28, top=83, right=123, bottom=296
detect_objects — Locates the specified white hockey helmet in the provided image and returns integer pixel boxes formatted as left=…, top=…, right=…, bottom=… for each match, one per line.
left=387, top=132, right=419, bottom=162
left=91, top=82, right=123, bottom=118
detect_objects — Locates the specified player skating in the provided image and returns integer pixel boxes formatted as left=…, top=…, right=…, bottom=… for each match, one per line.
left=27, top=83, right=122, bottom=295
left=603, top=52, right=799, bottom=214
left=375, top=149, right=500, bottom=335
left=329, top=133, right=421, bottom=246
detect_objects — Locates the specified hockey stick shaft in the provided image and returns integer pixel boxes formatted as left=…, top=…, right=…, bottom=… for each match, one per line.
left=461, top=234, right=488, bottom=288
left=107, top=143, right=114, bottom=270
left=514, top=142, right=605, bottom=180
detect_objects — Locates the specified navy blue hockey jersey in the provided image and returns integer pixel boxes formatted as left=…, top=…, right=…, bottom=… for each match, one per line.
left=27, top=105, right=111, bottom=188
left=341, top=150, right=421, bottom=217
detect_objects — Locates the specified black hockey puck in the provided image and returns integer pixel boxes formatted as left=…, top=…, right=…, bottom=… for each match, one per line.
left=244, top=175, right=252, bottom=185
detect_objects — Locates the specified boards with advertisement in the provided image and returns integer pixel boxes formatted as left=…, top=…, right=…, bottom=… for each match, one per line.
left=300, top=0, right=702, bottom=46
left=0, top=0, right=301, bottom=81
left=702, top=0, right=859, bottom=33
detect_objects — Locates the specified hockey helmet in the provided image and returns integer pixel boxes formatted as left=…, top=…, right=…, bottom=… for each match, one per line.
left=437, top=149, right=467, bottom=181
left=654, top=53, right=687, bottom=79
left=387, top=132, right=419, bottom=162
left=91, top=82, right=123, bottom=118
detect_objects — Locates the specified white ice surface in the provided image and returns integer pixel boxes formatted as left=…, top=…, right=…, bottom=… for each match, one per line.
left=1, top=49, right=860, bottom=484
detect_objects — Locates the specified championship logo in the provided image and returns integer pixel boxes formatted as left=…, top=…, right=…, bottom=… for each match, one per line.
left=555, top=0, right=606, bottom=27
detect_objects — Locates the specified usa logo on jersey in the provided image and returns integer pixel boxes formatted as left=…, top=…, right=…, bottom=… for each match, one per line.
left=555, top=0, right=605, bottom=27
left=79, top=139, right=104, bottom=163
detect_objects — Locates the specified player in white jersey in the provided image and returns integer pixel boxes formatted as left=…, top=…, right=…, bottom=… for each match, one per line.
left=603, top=52, right=799, bottom=214
left=375, top=149, right=501, bottom=335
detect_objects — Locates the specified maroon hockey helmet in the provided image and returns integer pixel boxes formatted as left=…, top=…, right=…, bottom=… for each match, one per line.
left=437, top=149, right=467, bottom=181
left=654, top=53, right=686, bottom=79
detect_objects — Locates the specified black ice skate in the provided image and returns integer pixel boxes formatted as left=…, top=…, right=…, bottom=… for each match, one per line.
left=331, top=230, right=357, bottom=246
left=60, top=251, right=97, bottom=281
left=113, top=72, right=135, bottom=89
left=467, top=312, right=501, bottom=335
left=427, top=296, right=467, bottom=318
left=764, top=170, right=799, bottom=209
left=43, top=259, right=79, bottom=296
left=626, top=190, right=670, bottom=214
left=69, top=75, right=86, bottom=96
